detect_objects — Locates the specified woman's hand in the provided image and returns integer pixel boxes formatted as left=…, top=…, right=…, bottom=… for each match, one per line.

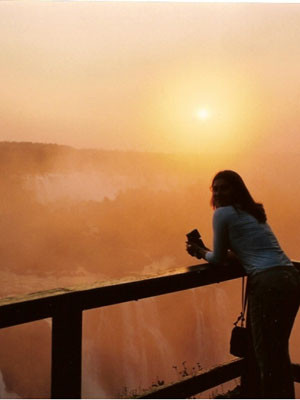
left=186, top=241, right=208, bottom=259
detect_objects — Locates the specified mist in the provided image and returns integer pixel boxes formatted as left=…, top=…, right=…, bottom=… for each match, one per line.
left=1, top=1, right=300, bottom=397
left=0, top=142, right=299, bottom=398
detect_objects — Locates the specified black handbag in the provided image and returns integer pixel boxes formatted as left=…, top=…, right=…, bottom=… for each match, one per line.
left=230, top=276, right=249, bottom=358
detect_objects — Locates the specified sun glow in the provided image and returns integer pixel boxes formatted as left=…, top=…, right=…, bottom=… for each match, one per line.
left=196, top=108, right=211, bottom=121
left=145, top=67, right=264, bottom=154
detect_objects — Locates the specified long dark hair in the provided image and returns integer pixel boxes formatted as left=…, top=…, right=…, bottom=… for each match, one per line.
left=211, top=170, right=267, bottom=223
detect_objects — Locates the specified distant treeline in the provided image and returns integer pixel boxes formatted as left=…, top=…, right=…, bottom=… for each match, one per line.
left=0, top=141, right=211, bottom=179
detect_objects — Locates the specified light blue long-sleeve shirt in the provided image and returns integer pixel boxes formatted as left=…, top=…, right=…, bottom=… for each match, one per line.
left=204, top=206, right=293, bottom=276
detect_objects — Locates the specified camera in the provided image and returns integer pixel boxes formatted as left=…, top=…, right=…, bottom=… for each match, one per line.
left=186, top=229, right=207, bottom=249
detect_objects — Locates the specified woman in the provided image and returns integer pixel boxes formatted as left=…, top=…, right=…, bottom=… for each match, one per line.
left=186, top=170, right=300, bottom=399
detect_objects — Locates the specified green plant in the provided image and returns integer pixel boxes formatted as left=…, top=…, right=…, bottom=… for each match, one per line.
left=172, top=361, right=203, bottom=379
left=118, top=361, right=203, bottom=398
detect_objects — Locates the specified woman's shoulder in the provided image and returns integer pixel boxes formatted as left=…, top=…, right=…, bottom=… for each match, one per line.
left=214, top=205, right=237, bottom=217
left=213, top=206, right=237, bottom=224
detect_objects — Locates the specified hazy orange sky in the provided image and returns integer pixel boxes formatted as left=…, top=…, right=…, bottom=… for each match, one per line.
left=1, top=1, right=300, bottom=154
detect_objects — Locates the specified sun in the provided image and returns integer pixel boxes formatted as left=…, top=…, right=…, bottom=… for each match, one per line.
left=196, top=108, right=211, bottom=121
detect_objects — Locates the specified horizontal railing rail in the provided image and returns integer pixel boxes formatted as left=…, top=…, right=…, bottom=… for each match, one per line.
left=139, top=359, right=300, bottom=399
left=0, top=260, right=246, bottom=329
left=0, top=260, right=299, bottom=398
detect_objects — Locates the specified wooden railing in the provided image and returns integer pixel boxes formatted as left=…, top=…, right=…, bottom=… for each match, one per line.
left=0, top=260, right=299, bottom=399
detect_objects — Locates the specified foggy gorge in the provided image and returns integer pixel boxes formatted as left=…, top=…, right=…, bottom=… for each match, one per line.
left=0, top=142, right=299, bottom=398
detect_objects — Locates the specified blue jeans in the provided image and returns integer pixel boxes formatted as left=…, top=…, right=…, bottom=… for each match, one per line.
left=246, top=265, right=300, bottom=399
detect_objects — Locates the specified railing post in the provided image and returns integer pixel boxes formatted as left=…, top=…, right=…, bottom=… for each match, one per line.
left=51, top=305, right=82, bottom=399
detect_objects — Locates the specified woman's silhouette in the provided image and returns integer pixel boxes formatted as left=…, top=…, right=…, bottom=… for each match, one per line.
left=186, top=170, right=300, bottom=399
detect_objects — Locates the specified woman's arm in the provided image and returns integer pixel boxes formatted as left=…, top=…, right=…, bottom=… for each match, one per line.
left=204, top=207, right=230, bottom=264
left=186, top=207, right=232, bottom=262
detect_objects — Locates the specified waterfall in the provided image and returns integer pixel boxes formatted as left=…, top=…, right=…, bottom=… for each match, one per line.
left=0, top=370, right=20, bottom=399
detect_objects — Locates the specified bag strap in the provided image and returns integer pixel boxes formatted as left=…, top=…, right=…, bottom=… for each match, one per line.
left=242, top=275, right=248, bottom=316
left=234, top=276, right=248, bottom=327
